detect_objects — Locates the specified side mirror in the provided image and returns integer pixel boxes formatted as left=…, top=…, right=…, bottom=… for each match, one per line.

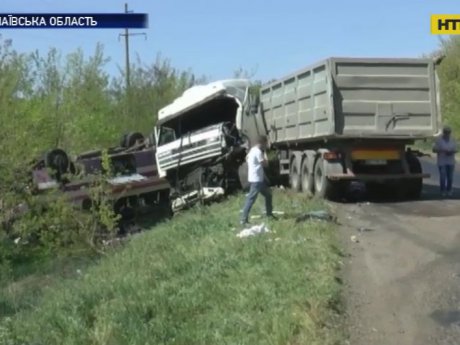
left=250, top=95, right=260, bottom=115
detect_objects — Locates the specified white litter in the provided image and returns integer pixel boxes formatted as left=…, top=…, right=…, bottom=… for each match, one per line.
left=107, top=173, right=146, bottom=185
left=237, top=223, right=270, bottom=238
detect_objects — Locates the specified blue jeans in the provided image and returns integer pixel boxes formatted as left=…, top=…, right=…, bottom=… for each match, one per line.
left=439, top=165, right=454, bottom=192
left=241, top=182, right=273, bottom=223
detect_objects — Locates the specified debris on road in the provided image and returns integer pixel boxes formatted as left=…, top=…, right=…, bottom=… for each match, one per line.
left=237, top=223, right=270, bottom=238
left=357, top=227, right=374, bottom=233
left=358, top=202, right=371, bottom=206
left=350, top=235, right=360, bottom=243
left=295, top=210, right=336, bottom=223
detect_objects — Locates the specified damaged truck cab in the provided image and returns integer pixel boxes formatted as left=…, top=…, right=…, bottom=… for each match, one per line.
left=154, top=79, right=261, bottom=210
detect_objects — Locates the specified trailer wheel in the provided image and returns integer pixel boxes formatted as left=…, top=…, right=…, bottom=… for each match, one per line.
left=289, top=156, right=301, bottom=192
left=405, top=154, right=423, bottom=199
left=314, top=157, right=341, bottom=200
left=300, top=157, right=314, bottom=196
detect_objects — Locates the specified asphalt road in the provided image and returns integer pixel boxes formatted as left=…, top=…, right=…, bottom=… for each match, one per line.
left=339, top=158, right=460, bottom=345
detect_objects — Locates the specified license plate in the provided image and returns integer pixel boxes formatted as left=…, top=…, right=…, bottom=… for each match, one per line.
left=364, top=159, right=387, bottom=165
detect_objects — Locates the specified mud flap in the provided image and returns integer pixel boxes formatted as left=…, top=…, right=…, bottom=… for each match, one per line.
left=315, top=150, right=346, bottom=200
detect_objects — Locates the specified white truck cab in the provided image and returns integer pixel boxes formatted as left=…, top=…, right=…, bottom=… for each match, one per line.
left=154, top=79, right=256, bottom=210
left=155, top=79, right=251, bottom=176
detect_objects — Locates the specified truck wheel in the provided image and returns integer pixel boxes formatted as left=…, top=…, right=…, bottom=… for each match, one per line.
left=405, top=154, right=423, bottom=199
left=300, top=157, right=314, bottom=196
left=289, top=156, right=301, bottom=192
left=120, top=132, right=144, bottom=148
left=314, top=157, right=341, bottom=200
left=45, top=149, right=70, bottom=181
left=126, top=132, right=144, bottom=147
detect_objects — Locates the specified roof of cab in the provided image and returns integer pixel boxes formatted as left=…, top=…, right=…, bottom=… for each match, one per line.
left=157, top=79, right=250, bottom=125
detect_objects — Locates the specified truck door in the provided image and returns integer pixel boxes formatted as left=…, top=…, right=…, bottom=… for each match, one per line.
left=240, top=86, right=269, bottom=145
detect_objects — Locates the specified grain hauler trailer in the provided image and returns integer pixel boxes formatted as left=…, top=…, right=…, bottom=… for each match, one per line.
left=251, top=57, right=441, bottom=199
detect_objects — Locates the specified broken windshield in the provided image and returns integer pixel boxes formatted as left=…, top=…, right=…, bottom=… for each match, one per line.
left=158, top=127, right=176, bottom=145
left=224, top=85, right=247, bottom=104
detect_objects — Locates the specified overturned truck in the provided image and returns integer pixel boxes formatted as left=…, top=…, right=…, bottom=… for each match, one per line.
left=155, top=57, right=442, bottom=201
left=31, top=133, right=171, bottom=220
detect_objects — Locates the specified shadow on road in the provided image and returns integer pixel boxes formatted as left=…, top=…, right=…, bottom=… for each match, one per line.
left=339, top=183, right=460, bottom=205
left=420, top=184, right=460, bottom=201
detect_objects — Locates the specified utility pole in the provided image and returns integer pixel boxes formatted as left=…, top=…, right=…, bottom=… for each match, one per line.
left=124, top=3, right=130, bottom=89
left=119, top=3, right=147, bottom=91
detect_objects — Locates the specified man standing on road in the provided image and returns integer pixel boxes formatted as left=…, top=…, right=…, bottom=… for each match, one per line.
left=433, top=125, right=457, bottom=197
left=240, top=135, right=276, bottom=226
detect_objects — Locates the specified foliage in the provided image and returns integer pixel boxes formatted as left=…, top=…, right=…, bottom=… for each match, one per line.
left=433, top=36, right=460, bottom=137
left=0, top=36, right=199, bottom=264
left=0, top=190, right=344, bottom=345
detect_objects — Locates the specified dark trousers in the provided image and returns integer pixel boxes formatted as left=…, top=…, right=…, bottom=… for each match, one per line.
left=439, top=165, right=454, bottom=192
left=241, top=182, right=273, bottom=223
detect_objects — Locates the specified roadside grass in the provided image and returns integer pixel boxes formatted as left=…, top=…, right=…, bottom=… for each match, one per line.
left=0, top=252, right=97, bottom=320
left=0, top=189, right=344, bottom=345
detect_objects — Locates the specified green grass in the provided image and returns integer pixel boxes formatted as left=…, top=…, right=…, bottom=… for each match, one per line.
left=0, top=190, right=344, bottom=345
left=0, top=253, right=98, bottom=320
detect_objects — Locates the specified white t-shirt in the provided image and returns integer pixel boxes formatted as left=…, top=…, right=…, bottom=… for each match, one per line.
left=433, top=136, right=457, bottom=166
left=247, top=146, right=266, bottom=183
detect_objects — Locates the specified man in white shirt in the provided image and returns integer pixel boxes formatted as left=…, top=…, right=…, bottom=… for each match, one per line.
left=240, top=135, right=275, bottom=225
left=433, top=125, right=457, bottom=197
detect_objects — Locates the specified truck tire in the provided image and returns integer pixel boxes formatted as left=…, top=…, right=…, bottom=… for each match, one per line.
left=405, top=154, right=423, bottom=200
left=45, top=149, right=70, bottom=181
left=120, top=132, right=144, bottom=148
left=313, top=156, right=342, bottom=200
left=289, top=155, right=301, bottom=192
left=127, top=132, right=144, bottom=147
left=300, top=156, right=314, bottom=196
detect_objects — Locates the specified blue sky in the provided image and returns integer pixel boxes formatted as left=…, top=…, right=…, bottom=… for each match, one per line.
left=0, top=0, right=456, bottom=81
